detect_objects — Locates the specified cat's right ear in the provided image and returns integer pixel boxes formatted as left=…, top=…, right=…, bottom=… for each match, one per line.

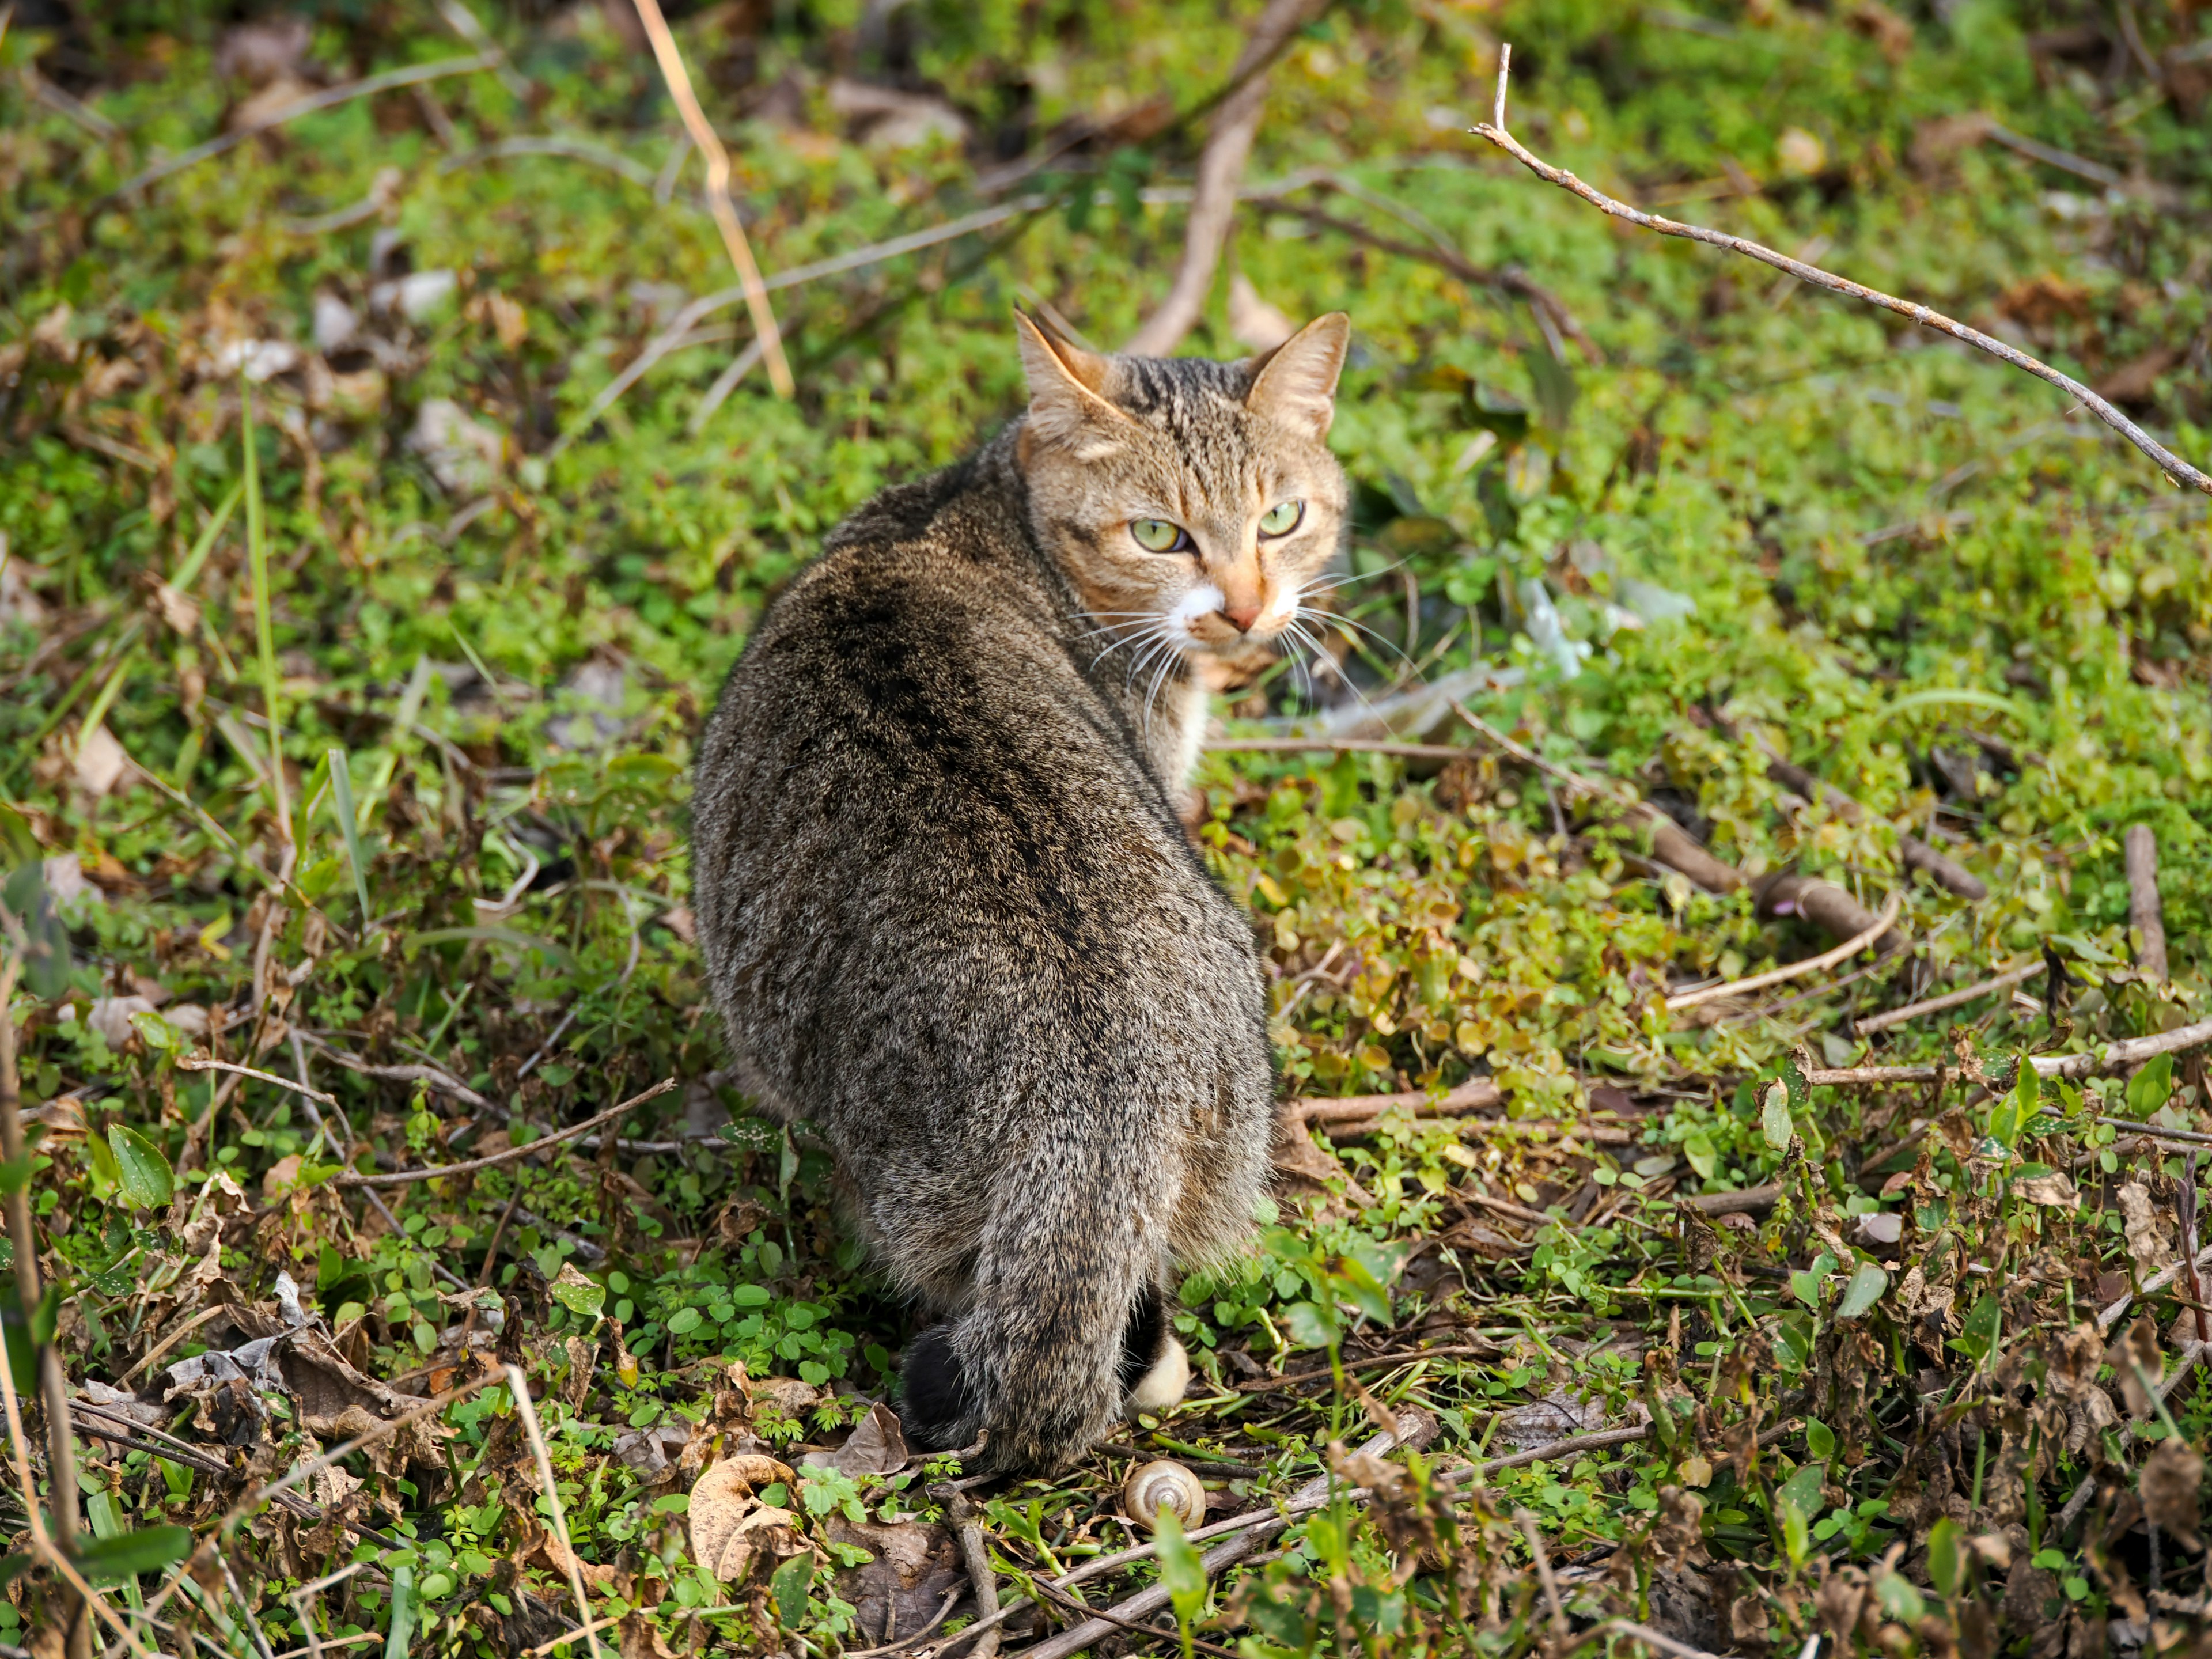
left=1014, top=310, right=1133, bottom=450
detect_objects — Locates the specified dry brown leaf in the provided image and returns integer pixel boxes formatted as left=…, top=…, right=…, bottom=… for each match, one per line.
left=2139, top=1438, right=2205, bottom=1551
left=689, top=1453, right=799, bottom=1582
left=2119, top=1181, right=2173, bottom=1276
left=2016, top=1171, right=2080, bottom=1207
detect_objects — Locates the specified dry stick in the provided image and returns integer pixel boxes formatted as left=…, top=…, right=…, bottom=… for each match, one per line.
left=1451, top=706, right=1895, bottom=948
left=98, top=54, right=498, bottom=206
left=948, top=1495, right=1003, bottom=1659
left=1123, top=0, right=1327, bottom=356
left=1664, top=893, right=1902, bottom=1013
left=1469, top=51, right=2212, bottom=495
left=627, top=0, right=793, bottom=398
left=1291, top=1077, right=1502, bottom=1126
left=2124, top=824, right=2168, bottom=983
left=1806, top=1018, right=2212, bottom=1088
left=173, top=1057, right=336, bottom=1105
left=114, top=1305, right=233, bottom=1387
left=1855, top=960, right=2047, bottom=1036
left=507, top=1363, right=608, bottom=1659
left=113, top=1374, right=501, bottom=1658
left=1758, top=745, right=1986, bottom=901
left=0, top=953, right=93, bottom=1659
left=335, top=1077, right=675, bottom=1188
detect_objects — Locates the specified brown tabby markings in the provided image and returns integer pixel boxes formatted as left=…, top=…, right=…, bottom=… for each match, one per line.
left=690, top=313, right=1351, bottom=1472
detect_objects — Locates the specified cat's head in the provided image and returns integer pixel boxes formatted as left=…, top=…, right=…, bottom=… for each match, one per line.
left=1013, top=310, right=1350, bottom=673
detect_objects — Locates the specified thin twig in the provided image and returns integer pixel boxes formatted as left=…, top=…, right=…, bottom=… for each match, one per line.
left=335, top=1077, right=673, bottom=1187
left=1124, top=0, right=1328, bottom=356
left=1469, top=52, right=2211, bottom=494
left=0, top=1350, right=146, bottom=1658
left=507, top=1363, right=607, bottom=1659
left=98, top=54, right=498, bottom=207
left=1806, top=1019, right=2212, bottom=1087
left=1854, top=960, right=2046, bottom=1035
left=175, top=1057, right=337, bottom=1105
left=1664, top=893, right=1902, bottom=1012
left=627, top=0, right=793, bottom=397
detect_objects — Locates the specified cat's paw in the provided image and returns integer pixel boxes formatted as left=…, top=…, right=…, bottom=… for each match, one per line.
left=1127, top=1334, right=1190, bottom=1411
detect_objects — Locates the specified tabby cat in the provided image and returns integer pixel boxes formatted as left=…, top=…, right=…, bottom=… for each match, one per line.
left=691, top=311, right=1351, bottom=1472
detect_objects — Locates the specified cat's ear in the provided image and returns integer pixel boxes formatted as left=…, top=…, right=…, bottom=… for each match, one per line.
left=1014, top=310, right=1131, bottom=446
left=1245, top=313, right=1350, bottom=440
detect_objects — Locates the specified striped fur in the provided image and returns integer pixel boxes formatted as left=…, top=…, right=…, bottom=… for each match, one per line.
left=691, top=313, right=1351, bottom=1472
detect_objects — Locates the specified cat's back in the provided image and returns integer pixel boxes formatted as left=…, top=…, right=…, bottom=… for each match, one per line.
left=691, top=437, right=1254, bottom=1088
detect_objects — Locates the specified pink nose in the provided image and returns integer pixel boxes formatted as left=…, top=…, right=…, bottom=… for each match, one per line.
left=1224, top=600, right=1263, bottom=633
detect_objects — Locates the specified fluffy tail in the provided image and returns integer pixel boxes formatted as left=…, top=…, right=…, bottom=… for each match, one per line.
left=896, top=1157, right=1175, bottom=1474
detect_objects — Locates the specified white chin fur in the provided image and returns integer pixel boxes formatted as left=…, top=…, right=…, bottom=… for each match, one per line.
left=1129, top=1335, right=1191, bottom=1411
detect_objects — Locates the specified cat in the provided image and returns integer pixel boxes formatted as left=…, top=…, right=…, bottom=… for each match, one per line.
left=690, top=310, right=1351, bottom=1472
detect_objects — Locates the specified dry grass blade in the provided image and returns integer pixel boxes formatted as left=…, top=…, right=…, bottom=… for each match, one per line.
left=1469, top=50, right=2212, bottom=494
left=1665, top=891, right=1903, bottom=1012
left=627, top=0, right=793, bottom=398
left=506, top=1363, right=607, bottom=1659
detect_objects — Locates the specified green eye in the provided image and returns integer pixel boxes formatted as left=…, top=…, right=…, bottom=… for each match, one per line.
left=1130, top=518, right=1187, bottom=553
left=1258, top=499, right=1304, bottom=537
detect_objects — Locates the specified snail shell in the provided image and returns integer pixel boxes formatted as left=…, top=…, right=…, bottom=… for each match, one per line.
left=1121, top=1459, right=1206, bottom=1534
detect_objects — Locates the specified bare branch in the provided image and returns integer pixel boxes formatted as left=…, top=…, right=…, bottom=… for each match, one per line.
left=1855, top=960, right=2046, bottom=1035
left=1124, top=0, right=1328, bottom=357
left=1470, top=51, right=2211, bottom=495
left=98, top=55, right=499, bottom=208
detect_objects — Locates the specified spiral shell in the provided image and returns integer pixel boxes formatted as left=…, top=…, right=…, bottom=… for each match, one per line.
left=1121, top=1459, right=1206, bottom=1534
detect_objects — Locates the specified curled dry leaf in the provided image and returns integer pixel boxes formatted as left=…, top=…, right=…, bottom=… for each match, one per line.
left=2139, top=1437, right=2205, bottom=1551
left=689, top=1453, right=801, bottom=1582
left=2119, top=1180, right=2174, bottom=1276
left=2014, top=1171, right=2080, bottom=1207
left=2113, top=1315, right=2166, bottom=1420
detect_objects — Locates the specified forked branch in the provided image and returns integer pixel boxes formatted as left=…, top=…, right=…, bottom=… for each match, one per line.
left=1470, top=47, right=2211, bottom=495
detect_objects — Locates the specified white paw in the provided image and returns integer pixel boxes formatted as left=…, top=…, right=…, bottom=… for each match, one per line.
left=1128, top=1335, right=1190, bottom=1411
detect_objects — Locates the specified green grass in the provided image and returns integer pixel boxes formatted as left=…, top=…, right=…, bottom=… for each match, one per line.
left=1, top=1, right=2209, bottom=1654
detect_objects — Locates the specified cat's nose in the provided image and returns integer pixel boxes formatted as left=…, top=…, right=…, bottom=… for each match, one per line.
left=1222, top=598, right=1263, bottom=633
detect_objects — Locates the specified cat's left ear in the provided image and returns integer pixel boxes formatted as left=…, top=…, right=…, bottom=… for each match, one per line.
left=1245, top=313, right=1350, bottom=441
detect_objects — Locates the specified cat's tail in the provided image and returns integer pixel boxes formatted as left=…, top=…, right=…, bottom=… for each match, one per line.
left=895, top=1153, right=1182, bottom=1474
